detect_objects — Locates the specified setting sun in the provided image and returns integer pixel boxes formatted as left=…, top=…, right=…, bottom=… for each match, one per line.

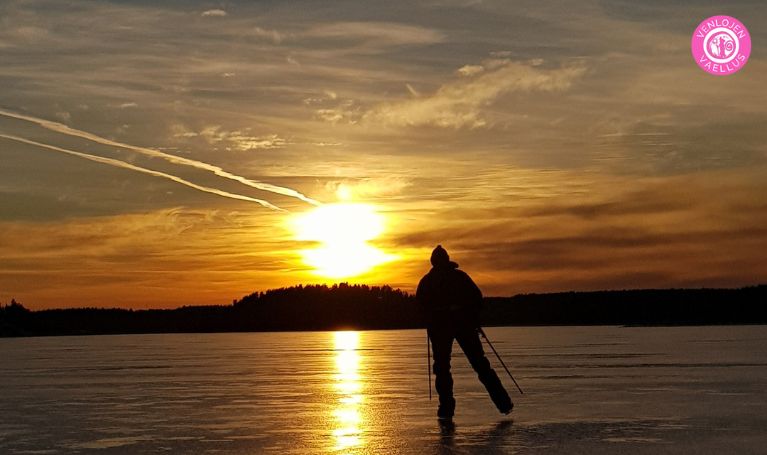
left=291, top=203, right=394, bottom=278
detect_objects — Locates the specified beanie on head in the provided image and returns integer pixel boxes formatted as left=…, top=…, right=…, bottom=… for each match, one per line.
left=430, top=244, right=450, bottom=267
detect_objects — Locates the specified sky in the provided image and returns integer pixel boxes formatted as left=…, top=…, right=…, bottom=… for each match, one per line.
left=1, top=0, right=766, bottom=309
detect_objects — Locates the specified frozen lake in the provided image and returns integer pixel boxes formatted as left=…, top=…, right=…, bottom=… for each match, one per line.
left=1, top=326, right=766, bottom=454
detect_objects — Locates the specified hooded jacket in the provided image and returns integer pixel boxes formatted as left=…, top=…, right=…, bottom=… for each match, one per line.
left=416, top=246, right=483, bottom=326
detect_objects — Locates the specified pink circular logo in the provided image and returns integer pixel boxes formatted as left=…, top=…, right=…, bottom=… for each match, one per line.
left=692, top=15, right=751, bottom=76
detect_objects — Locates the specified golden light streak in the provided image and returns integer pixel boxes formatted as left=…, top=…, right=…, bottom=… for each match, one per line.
left=332, top=331, right=365, bottom=452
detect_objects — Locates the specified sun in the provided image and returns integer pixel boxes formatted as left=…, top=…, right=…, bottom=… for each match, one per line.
left=291, top=203, right=393, bottom=278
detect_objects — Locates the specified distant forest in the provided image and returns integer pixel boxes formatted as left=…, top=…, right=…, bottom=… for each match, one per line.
left=1, top=283, right=766, bottom=337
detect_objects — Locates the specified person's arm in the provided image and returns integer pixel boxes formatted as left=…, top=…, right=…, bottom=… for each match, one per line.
left=459, top=271, right=483, bottom=327
left=415, top=275, right=431, bottom=326
left=460, top=271, right=483, bottom=307
left=416, top=276, right=427, bottom=305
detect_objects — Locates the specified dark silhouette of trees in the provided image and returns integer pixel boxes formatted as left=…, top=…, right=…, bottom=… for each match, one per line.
left=232, top=283, right=417, bottom=331
left=0, top=299, right=31, bottom=336
left=482, top=285, right=767, bottom=326
left=1, top=284, right=765, bottom=337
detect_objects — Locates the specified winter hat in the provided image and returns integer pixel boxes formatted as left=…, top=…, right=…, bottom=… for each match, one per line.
left=430, top=245, right=450, bottom=267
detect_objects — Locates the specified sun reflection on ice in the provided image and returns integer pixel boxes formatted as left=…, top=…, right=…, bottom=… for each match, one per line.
left=333, top=331, right=365, bottom=452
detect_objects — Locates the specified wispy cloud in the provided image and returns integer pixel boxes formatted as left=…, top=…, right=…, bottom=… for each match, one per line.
left=365, top=60, right=587, bottom=128
left=201, top=127, right=287, bottom=151
left=201, top=9, right=227, bottom=17
left=252, top=26, right=287, bottom=44
left=304, top=22, right=445, bottom=48
left=456, top=64, right=484, bottom=77
left=323, top=177, right=412, bottom=202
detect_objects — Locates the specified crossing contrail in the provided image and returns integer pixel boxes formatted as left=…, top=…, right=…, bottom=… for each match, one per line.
left=0, top=108, right=320, bottom=206
left=0, top=134, right=286, bottom=211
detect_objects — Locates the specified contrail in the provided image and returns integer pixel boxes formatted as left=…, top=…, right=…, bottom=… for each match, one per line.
left=0, top=108, right=321, bottom=206
left=0, top=134, right=286, bottom=211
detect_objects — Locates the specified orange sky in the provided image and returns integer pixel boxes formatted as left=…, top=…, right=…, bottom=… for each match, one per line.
left=0, top=0, right=765, bottom=309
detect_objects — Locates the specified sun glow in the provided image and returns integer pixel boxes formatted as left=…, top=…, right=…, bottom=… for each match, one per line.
left=292, top=203, right=393, bottom=278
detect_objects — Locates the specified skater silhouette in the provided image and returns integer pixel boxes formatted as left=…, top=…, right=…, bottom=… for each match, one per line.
left=416, top=245, right=513, bottom=419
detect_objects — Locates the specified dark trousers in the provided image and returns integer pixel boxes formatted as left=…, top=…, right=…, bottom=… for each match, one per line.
left=429, top=324, right=512, bottom=414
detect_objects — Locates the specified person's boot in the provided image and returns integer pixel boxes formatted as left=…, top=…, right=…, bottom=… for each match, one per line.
left=487, top=383, right=513, bottom=415
left=437, top=397, right=455, bottom=420
left=498, top=399, right=514, bottom=415
left=479, top=369, right=513, bottom=415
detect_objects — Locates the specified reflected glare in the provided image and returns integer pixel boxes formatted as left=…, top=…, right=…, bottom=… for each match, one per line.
left=332, top=331, right=365, bottom=452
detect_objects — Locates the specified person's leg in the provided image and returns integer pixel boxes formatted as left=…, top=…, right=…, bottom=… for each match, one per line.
left=428, top=327, right=455, bottom=418
left=455, top=327, right=513, bottom=414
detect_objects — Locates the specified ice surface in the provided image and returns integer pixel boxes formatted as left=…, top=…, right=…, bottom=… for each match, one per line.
left=1, top=326, right=766, bottom=454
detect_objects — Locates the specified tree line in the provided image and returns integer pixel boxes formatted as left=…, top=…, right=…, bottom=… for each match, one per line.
left=1, top=283, right=765, bottom=337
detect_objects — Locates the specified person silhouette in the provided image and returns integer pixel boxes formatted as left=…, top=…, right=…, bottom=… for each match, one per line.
left=416, top=245, right=513, bottom=420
